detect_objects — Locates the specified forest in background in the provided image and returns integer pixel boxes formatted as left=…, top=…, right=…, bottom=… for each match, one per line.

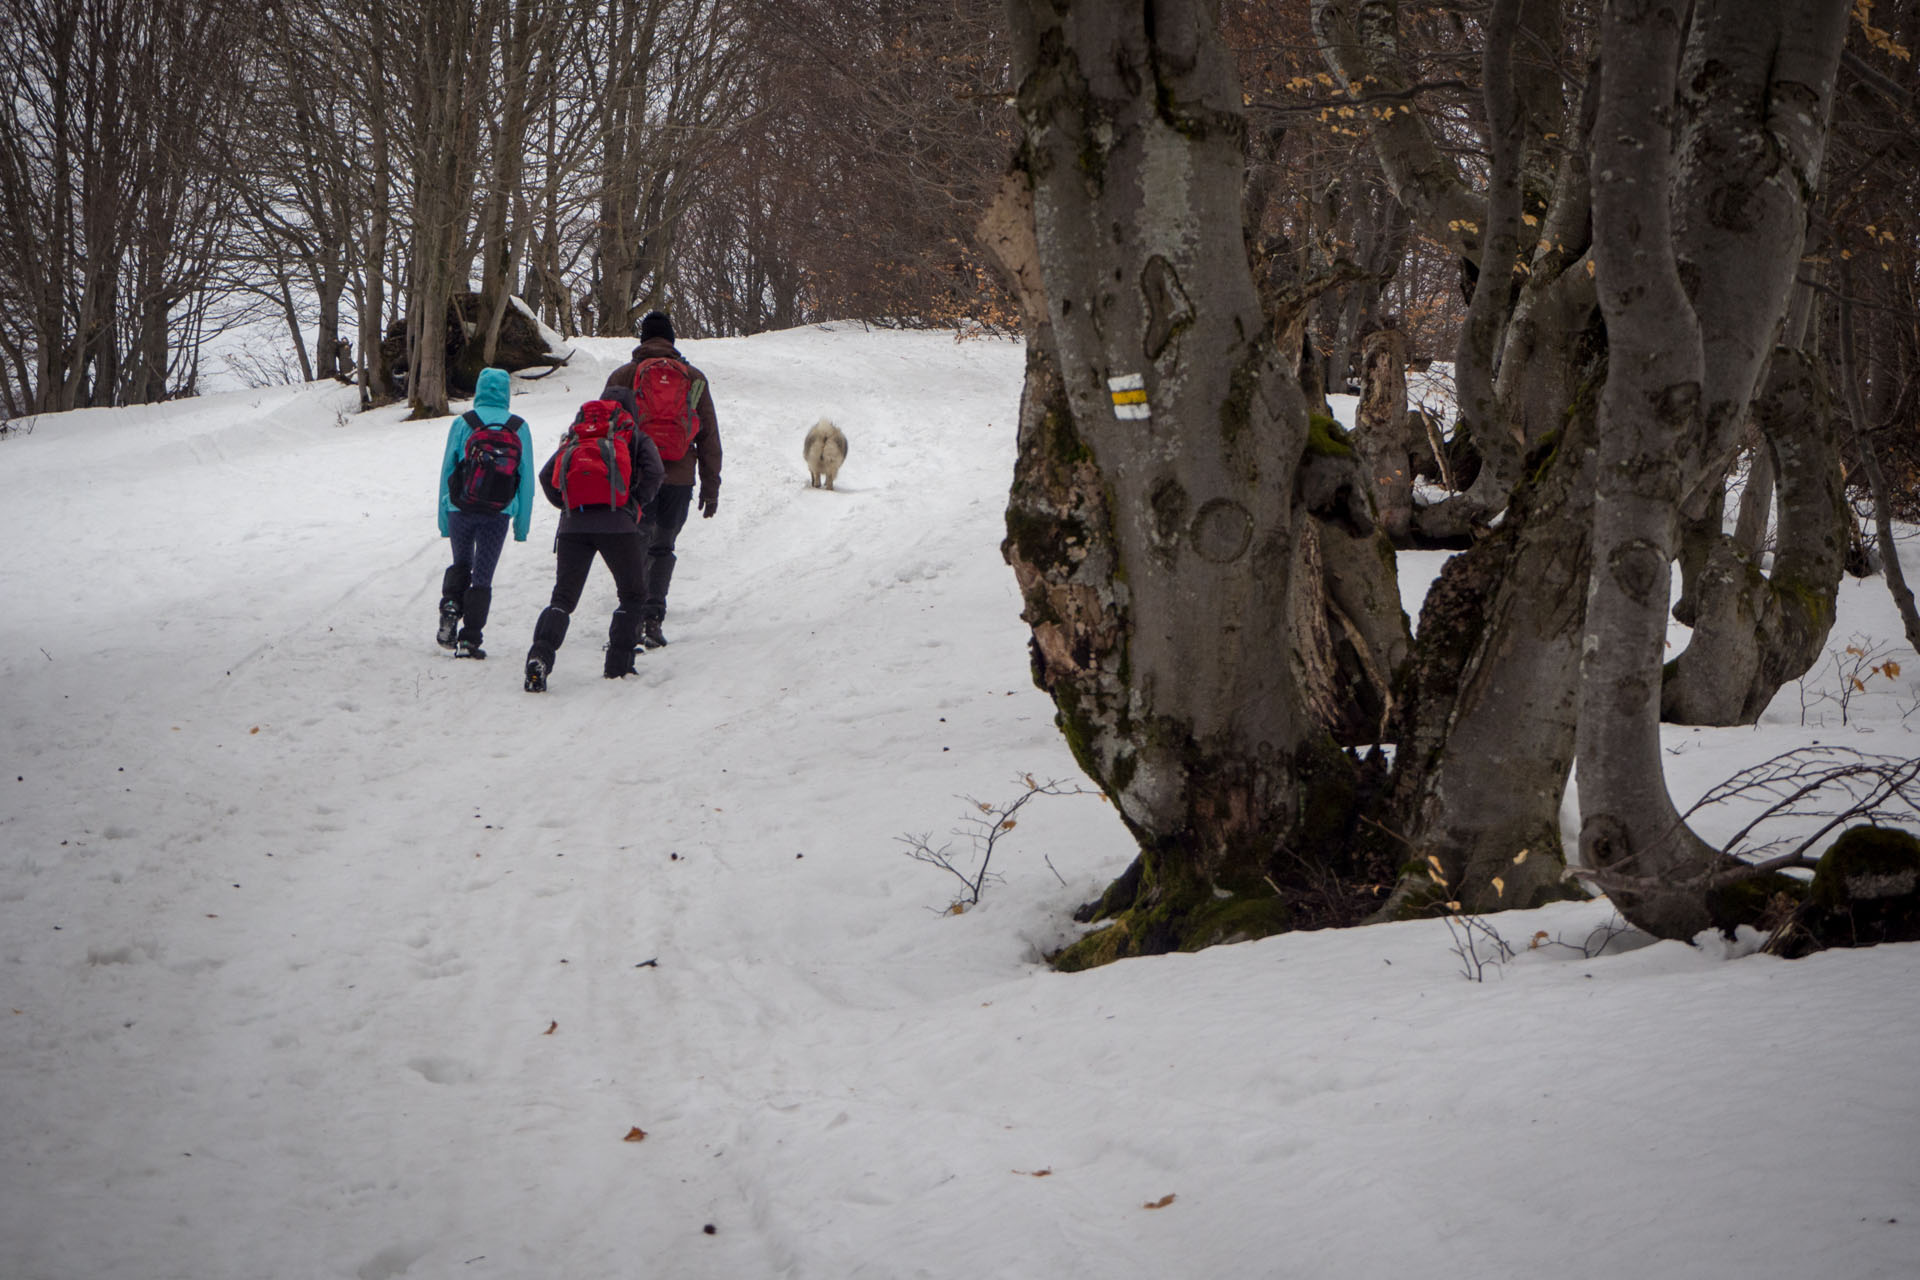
left=0, top=0, right=1018, bottom=418
left=4, top=1, right=1916, bottom=508
left=0, top=0, right=1512, bottom=422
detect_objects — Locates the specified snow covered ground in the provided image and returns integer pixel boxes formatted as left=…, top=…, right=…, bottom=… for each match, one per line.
left=2, top=325, right=1916, bottom=1280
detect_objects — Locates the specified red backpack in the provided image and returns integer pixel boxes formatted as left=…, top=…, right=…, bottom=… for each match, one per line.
left=449, top=411, right=525, bottom=514
left=631, top=357, right=704, bottom=461
left=549, top=400, right=637, bottom=511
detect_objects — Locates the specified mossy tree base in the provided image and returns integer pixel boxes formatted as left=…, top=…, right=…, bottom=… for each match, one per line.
left=1050, top=746, right=1397, bottom=972
left=1054, top=879, right=1294, bottom=971
left=1767, top=825, right=1920, bottom=957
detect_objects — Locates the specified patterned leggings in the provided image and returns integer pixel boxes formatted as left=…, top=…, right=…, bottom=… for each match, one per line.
left=447, top=510, right=510, bottom=589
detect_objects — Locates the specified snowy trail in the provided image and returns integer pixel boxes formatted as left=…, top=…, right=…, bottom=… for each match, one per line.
left=5, top=326, right=1917, bottom=1280
left=3, top=327, right=1066, bottom=1278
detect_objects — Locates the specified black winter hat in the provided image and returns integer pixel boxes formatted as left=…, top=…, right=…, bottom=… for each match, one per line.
left=640, top=311, right=675, bottom=344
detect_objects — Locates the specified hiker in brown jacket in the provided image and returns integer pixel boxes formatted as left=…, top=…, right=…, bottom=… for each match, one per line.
left=602, top=310, right=722, bottom=650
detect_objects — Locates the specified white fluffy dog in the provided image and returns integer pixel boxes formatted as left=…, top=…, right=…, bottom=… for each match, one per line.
left=803, top=417, right=848, bottom=490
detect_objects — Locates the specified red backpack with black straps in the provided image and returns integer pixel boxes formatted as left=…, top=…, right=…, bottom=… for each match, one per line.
left=549, top=399, right=638, bottom=511
left=631, top=357, right=704, bottom=461
left=449, top=411, right=525, bottom=514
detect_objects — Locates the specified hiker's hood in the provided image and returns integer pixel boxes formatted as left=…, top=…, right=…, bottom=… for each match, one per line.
left=474, top=367, right=512, bottom=414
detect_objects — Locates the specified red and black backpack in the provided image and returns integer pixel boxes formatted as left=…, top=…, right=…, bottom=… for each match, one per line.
left=631, top=357, right=704, bottom=461
left=549, top=399, right=638, bottom=511
left=449, top=411, right=525, bottom=514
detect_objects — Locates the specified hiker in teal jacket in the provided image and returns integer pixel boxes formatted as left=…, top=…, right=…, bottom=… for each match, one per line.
left=435, top=367, right=536, bottom=658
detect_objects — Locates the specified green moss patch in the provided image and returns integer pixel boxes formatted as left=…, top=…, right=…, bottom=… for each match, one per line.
left=1305, top=413, right=1354, bottom=459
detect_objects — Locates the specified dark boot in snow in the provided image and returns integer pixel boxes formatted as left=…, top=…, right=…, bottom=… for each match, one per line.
left=642, top=551, right=675, bottom=625
left=455, top=588, right=491, bottom=659
left=437, top=564, right=469, bottom=649
left=605, top=607, right=639, bottom=677
left=437, top=600, right=462, bottom=649
left=525, top=606, right=570, bottom=690
left=640, top=617, right=668, bottom=650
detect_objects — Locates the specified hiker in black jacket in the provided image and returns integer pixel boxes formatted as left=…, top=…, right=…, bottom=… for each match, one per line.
left=523, top=400, right=665, bottom=691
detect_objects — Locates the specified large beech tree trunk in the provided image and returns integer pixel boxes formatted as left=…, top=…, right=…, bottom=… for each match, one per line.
left=1315, top=0, right=1602, bottom=916
left=1004, top=2, right=1382, bottom=968
left=1381, top=396, right=1600, bottom=917
left=1580, top=0, right=1847, bottom=938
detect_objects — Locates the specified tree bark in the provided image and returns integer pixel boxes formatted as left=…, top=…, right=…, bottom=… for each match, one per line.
left=1005, top=1, right=1379, bottom=966
left=1383, top=393, right=1599, bottom=916
left=1661, top=348, right=1847, bottom=724
left=1354, top=325, right=1411, bottom=542
left=405, top=0, right=495, bottom=418
left=1579, top=0, right=1847, bottom=938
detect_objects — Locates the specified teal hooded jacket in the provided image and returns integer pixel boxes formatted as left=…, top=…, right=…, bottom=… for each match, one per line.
left=438, top=367, right=536, bottom=542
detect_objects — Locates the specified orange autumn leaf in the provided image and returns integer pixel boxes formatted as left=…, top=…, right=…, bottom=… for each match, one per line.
left=1143, top=1194, right=1176, bottom=1210
left=623, top=1127, right=648, bottom=1143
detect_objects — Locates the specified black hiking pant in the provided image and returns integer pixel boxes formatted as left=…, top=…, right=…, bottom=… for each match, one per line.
left=528, top=531, right=646, bottom=677
left=637, top=484, right=693, bottom=622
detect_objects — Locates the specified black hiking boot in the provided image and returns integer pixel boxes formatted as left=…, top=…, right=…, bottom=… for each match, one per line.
left=524, top=656, right=548, bottom=692
left=455, top=587, right=491, bottom=656
left=437, top=565, right=469, bottom=649
left=436, top=599, right=461, bottom=649
left=640, top=618, right=668, bottom=650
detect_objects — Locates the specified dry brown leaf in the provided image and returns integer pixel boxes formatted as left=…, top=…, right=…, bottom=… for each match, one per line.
left=249, top=726, right=260, bottom=735
left=542, top=1020, right=558, bottom=1036
left=1012, top=1168, right=1052, bottom=1178
left=1143, top=1194, right=1176, bottom=1210
left=623, top=1127, right=647, bottom=1143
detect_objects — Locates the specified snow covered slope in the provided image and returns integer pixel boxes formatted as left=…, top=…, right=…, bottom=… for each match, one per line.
left=2, top=325, right=1915, bottom=1280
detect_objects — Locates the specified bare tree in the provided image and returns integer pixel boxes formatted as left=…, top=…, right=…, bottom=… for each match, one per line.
left=589, top=0, right=762, bottom=338
left=399, top=0, right=498, bottom=417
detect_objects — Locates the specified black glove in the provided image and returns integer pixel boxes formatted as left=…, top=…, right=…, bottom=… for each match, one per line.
left=699, top=488, right=718, bottom=518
